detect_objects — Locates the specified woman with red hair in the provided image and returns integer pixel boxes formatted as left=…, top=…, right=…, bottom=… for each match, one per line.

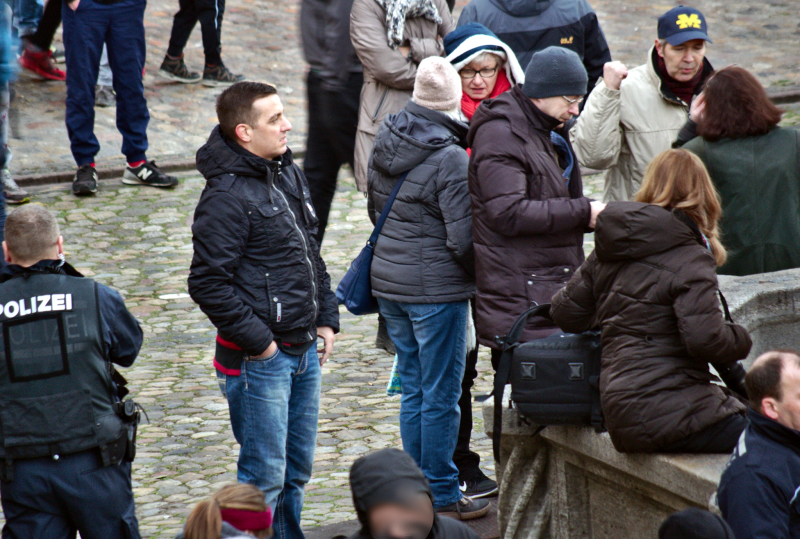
left=675, top=66, right=800, bottom=276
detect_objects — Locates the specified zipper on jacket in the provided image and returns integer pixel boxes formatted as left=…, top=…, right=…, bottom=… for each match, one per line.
left=273, top=167, right=319, bottom=323
left=371, top=88, right=389, bottom=123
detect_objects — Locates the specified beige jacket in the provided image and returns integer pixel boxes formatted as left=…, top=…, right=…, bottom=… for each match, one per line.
left=350, top=0, right=454, bottom=192
left=570, top=47, right=711, bottom=202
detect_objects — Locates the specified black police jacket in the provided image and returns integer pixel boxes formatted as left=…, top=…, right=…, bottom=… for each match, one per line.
left=189, top=126, right=340, bottom=359
left=718, top=408, right=800, bottom=539
left=0, top=260, right=142, bottom=461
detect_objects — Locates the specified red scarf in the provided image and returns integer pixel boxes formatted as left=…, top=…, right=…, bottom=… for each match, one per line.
left=461, top=68, right=511, bottom=121
left=656, top=54, right=704, bottom=105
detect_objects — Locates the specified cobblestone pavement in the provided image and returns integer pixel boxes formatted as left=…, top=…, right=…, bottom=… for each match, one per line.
left=0, top=168, right=596, bottom=537
left=6, top=0, right=800, bottom=178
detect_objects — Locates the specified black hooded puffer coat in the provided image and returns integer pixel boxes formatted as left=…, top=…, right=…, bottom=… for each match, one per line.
left=368, top=100, right=475, bottom=303
left=188, top=126, right=339, bottom=357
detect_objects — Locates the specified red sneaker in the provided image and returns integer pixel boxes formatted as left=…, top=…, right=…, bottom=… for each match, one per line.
left=19, top=47, right=66, bottom=81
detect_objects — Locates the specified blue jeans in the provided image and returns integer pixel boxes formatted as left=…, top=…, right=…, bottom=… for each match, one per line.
left=217, top=347, right=321, bottom=539
left=12, top=0, right=42, bottom=37
left=377, top=298, right=468, bottom=508
left=62, top=0, right=148, bottom=166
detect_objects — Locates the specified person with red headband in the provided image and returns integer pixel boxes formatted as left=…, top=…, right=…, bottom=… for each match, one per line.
left=177, top=483, right=274, bottom=539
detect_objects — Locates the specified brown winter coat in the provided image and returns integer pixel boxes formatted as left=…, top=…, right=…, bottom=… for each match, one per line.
left=468, top=85, right=591, bottom=348
left=551, top=202, right=752, bottom=453
left=350, top=0, right=455, bottom=192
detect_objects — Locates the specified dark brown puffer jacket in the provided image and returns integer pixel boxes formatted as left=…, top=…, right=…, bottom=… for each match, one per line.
left=551, top=202, right=752, bottom=453
left=467, top=85, right=591, bottom=348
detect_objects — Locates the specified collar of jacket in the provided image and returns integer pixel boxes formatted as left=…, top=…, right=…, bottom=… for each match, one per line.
left=404, top=100, right=469, bottom=149
left=0, top=258, right=83, bottom=283
left=644, top=46, right=713, bottom=107
left=222, top=132, right=294, bottom=171
left=747, top=407, right=800, bottom=453
left=509, top=84, right=562, bottom=137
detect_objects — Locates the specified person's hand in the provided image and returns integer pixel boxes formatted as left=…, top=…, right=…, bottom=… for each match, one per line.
left=398, top=46, right=411, bottom=59
left=690, top=92, right=706, bottom=123
left=253, top=341, right=278, bottom=359
left=602, top=61, right=628, bottom=91
left=589, top=201, right=607, bottom=229
left=317, top=326, right=336, bottom=366
left=68, top=0, right=79, bottom=10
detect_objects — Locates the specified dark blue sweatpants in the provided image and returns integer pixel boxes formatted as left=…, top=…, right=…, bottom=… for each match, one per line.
left=0, top=450, right=141, bottom=539
left=62, top=0, right=149, bottom=167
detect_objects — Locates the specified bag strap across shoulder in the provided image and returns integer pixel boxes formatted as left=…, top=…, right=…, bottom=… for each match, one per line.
left=368, top=170, right=411, bottom=246
left=719, top=290, right=733, bottom=323
left=492, top=304, right=552, bottom=462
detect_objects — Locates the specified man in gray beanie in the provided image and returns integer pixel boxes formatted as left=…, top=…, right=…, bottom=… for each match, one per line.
left=466, top=46, right=605, bottom=367
left=366, top=56, right=488, bottom=521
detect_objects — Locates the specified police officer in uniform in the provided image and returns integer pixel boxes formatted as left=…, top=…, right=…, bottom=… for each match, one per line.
left=0, top=205, right=144, bottom=539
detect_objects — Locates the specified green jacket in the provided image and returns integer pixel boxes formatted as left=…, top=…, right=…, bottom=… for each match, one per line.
left=681, top=127, right=800, bottom=276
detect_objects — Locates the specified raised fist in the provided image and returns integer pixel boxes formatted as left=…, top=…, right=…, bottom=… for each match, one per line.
left=603, top=61, right=628, bottom=91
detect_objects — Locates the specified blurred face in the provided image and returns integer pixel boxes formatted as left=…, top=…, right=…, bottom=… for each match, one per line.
left=763, top=361, right=800, bottom=432
left=235, top=94, right=292, bottom=160
left=655, top=39, right=706, bottom=82
left=459, top=56, right=501, bottom=101
left=368, top=495, right=434, bottom=539
left=531, top=95, right=582, bottom=126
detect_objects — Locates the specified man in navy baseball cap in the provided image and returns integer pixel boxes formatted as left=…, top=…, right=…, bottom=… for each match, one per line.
left=570, top=4, right=714, bottom=201
left=658, top=6, right=712, bottom=46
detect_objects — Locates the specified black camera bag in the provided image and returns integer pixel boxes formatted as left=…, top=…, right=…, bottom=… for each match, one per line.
left=492, top=304, right=604, bottom=461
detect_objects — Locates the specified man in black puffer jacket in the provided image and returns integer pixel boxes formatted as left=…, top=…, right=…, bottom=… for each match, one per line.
left=188, top=82, right=339, bottom=539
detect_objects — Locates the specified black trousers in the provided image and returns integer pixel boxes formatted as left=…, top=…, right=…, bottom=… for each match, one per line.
left=27, top=0, right=61, bottom=51
left=0, top=449, right=140, bottom=539
left=660, top=412, right=748, bottom=453
left=166, top=0, right=224, bottom=65
left=304, top=70, right=362, bottom=245
left=453, top=300, right=483, bottom=476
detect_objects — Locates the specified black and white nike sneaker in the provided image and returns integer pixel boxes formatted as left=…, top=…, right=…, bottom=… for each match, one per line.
left=459, top=469, right=498, bottom=499
left=123, top=161, right=179, bottom=188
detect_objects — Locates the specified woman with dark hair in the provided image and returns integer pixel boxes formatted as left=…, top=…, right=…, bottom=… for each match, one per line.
left=675, top=66, right=800, bottom=276
left=551, top=149, right=752, bottom=453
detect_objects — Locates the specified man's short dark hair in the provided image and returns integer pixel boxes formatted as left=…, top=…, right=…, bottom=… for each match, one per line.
left=5, top=205, right=60, bottom=263
left=216, top=82, right=278, bottom=140
left=746, top=350, right=800, bottom=412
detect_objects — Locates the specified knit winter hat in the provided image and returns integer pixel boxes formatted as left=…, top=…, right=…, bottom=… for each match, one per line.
left=522, top=46, right=588, bottom=99
left=412, top=57, right=462, bottom=112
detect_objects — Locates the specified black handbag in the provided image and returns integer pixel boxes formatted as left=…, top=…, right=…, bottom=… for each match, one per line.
left=492, top=304, right=604, bottom=462
left=336, top=170, right=410, bottom=315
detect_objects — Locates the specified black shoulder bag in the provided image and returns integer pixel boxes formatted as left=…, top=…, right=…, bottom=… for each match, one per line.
left=492, top=304, right=604, bottom=462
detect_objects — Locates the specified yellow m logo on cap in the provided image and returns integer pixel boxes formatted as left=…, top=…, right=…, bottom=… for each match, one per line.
left=676, top=13, right=702, bottom=29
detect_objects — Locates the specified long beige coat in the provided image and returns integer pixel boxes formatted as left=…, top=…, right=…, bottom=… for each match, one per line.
left=350, top=0, right=454, bottom=192
left=570, top=47, right=710, bottom=202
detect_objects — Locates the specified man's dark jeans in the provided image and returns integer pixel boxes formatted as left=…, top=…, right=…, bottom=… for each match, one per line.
left=166, top=0, right=224, bottom=65
left=303, top=70, right=361, bottom=244
left=62, top=0, right=149, bottom=166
